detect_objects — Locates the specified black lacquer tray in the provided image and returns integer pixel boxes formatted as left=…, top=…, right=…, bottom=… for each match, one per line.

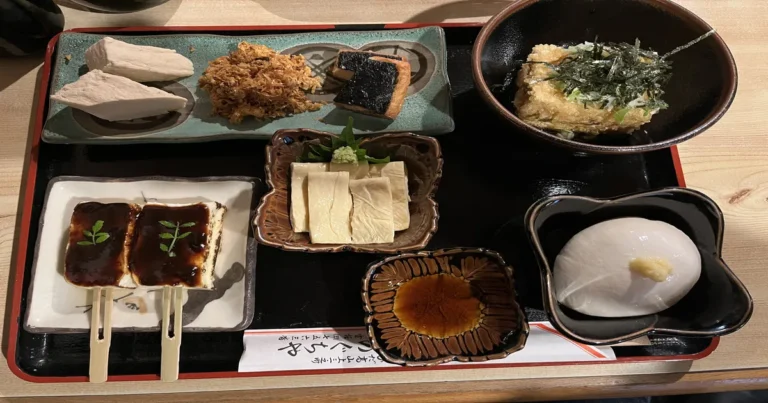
left=7, top=24, right=715, bottom=382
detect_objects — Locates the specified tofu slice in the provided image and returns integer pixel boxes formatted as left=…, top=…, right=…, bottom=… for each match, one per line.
left=330, top=160, right=369, bottom=179
left=130, top=202, right=225, bottom=289
left=85, top=37, right=194, bottom=82
left=350, top=178, right=394, bottom=244
left=290, top=162, right=329, bottom=232
left=64, top=202, right=140, bottom=288
left=50, top=70, right=188, bottom=121
left=307, top=172, right=352, bottom=244
left=368, top=162, right=410, bottom=231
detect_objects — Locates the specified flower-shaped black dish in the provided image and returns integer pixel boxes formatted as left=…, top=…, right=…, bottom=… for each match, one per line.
left=525, top=187, right=753, bottom=345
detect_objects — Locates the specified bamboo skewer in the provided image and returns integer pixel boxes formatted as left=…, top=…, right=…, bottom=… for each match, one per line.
left=89, top=286, right=113, bottom=383
left=161, top=285, right=183, bottom=382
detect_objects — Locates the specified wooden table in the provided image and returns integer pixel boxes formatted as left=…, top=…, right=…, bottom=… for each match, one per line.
left=0, top=0, right=766, bottom=401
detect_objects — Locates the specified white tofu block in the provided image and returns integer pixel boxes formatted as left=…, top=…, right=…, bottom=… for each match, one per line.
left=307, top=172, right=352, bottom=244
left=330, top=160, right=369, bottom=179
left=349, top=178, right=394, bottom=244
left=290, top=162, right=329, bottom=233
left=368, top=162, right=410, bottom=231
left=50, top=70, right=188, bottom=121
left=85, top=37, right=194, bottom=82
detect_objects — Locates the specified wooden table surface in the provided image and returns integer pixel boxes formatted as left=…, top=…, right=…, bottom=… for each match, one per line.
left=0, top=0, right=766, bottom=401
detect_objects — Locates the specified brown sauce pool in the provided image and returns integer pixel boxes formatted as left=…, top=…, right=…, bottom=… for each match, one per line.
left=393, top=274, right=483, bottom=338
left=64, top=202, right=138, bottom=287
left=130, top=203, right=210, bottom=287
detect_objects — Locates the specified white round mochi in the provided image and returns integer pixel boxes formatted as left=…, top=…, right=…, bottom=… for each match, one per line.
left=553, top=217, right=701, bottom=317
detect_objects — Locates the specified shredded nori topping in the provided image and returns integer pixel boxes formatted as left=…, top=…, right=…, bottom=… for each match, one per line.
left=521, top=30, right=716, bottom=121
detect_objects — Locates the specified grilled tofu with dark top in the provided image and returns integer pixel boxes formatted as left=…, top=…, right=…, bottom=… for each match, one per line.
left=333, top=56, right=411, bottom=119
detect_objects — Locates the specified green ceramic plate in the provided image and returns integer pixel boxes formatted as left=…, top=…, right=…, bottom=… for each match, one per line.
left=43, top=28, right=454, bottom=144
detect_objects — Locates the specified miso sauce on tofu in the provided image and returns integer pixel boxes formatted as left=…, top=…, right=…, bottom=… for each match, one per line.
left=64, top=202, right=139, bottom=288
left=290, top=162, right=329, bottom=232
left=130, top=203, right=225, bottom=288
left=350, top=178, right=394, bottom=244
left=307, top=172, right=353, bottom=244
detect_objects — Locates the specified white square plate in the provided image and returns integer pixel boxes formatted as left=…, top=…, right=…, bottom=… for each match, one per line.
left=24, top=176, right=257, bottom=333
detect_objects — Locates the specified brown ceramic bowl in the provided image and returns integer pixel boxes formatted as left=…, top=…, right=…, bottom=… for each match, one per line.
left=471, top=0, right=738, bottom=154
left=254, top=129, right=442, bottom=253
left=362, top=248, right=529, bottom=366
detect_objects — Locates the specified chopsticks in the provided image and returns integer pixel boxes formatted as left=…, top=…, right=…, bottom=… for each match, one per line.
left=161, top=285, right=183, bottom=382
left=89, top=286, right=113, bottom=383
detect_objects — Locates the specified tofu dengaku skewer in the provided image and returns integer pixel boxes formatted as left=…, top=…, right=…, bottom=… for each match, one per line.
left=129, top=202, right=226, bottom=381
left=64, top=201, right=140, bottom=383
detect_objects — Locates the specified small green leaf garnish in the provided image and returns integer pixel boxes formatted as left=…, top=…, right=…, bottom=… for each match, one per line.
left=158, top=221, right=196, bottom=257
left=80, top=220, right=110, bottom=246
left=364, top=155, right=391, bottom=164
left=299, top=117, right=393, bottom=164
left=614, top=108, right=631, bottom=123
left=566, top=88, right=581, bottom=102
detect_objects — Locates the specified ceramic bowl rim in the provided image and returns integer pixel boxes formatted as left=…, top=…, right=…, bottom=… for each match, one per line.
left=361, top=247, right=530, bottom=366
left=471, top=0, right=739, bottom=154
left=524, top=187, right=754, bottom=345
left=253, top=128, right=442, bottom=254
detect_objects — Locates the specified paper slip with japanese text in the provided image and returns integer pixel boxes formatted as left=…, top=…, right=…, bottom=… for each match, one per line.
left=238, top=322, right=615, bottom=373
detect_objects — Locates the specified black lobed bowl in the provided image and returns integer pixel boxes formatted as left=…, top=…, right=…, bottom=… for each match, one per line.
left=525, top=187, right=753, bottom=345
left=471, top=0, right=738, bottom=154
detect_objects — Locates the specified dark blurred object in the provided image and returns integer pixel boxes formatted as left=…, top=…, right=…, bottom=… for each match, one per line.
left=0, top=0, right=64, bottom=56
left=67, top=0, right=170, bottom=12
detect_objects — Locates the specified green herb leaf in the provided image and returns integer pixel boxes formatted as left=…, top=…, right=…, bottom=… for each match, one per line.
left=613, top=108, right=631, bottom=123
left=169, top=251, right=176, bottom=257
left=304, top=153, right=326, bottom=162
left=364, top=155, right=391, bottom=164
left=92, top=220, right=104, bottom=233
left=308, top=143, right=332, bottom=159
left=340, top=116, right=358, bottom=150
left=177, top=232, right=192, bottom=239
left=566, top=88, right=581, bottom=102
left=180, top=222, right=196, bottom=228
left=159, top=243, right=169, bottom=252
left=331, top=136, right=344, bottom=150
left=355, top=148, right=367, bottom=161
left=83, top=230, right=93, bottom=237
left=159, top=232, right=175, bottom=239
left=159, top=220, right=176, bottom=228
left=77, top=240, right=93, bottom=246
left=95, top=233, right=110, bottom=243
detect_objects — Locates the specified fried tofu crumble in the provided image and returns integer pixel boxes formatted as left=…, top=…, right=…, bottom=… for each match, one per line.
left=198, top=42, right=323, bottom=123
